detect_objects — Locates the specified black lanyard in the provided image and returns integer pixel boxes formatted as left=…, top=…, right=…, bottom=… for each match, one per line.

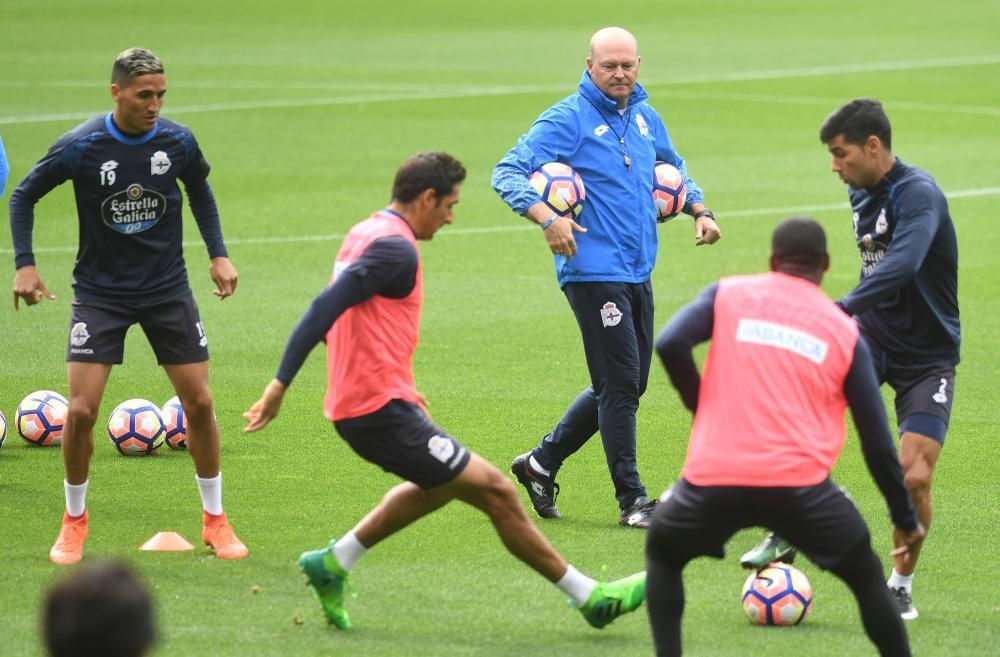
left=584, top=96, right=633, bottom=170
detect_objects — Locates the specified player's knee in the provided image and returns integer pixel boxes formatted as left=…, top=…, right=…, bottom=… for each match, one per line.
left=66, top=403, right=99, bottom=431
left=178, top=391, right=214, bottom=422
left=480, top=469, right=519, bottom=514
left=903, top=467, right=932, bottom=495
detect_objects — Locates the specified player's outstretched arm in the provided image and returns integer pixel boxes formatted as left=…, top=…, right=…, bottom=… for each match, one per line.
left=243, top=379, right=286, bottom=432
left=891, top=523, right=927, bottom=567
left=210, top=256, right=238, bottom=300
left=13, top=265, right=55, bottom=310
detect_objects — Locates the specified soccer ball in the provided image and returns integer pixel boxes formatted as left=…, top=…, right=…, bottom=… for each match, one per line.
left=0, top=409, right=7, bottom=449
left=530, top=162, right=585, bottom=219
left=652, top=161, right=687, bottom=221
left=161, top=396, right=187, bottom=450
left=16, top=390, right=69, bottom=447
left=107, top=399, right=166, bottom=456
left=741, top=564, right=813, bottom=625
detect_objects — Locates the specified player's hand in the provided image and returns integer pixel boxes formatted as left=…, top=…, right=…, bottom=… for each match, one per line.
left=544, top=216, right=587, bottom=258
left=890, top=522, right=927, bottom=567
left=210, top=256, right=238, bottom=300
left=243, top=379, right=287, bottom=432
left=695, top=216, right=721, bottom=246
left=13, top=265, right=55, bottom=310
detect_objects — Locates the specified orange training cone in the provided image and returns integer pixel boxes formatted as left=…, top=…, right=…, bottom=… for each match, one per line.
left=140, top=531, right=195, bottom=551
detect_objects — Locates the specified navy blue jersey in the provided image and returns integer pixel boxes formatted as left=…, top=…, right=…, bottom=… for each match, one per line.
left=838, top=159, right=960, bottom=365
left=10, top=113, right=227, bottom=305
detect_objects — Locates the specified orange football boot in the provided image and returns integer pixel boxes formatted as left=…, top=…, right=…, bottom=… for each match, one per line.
left=202, top=511, right=248, bottom=559
left=50, top=511, right=89, bottom=565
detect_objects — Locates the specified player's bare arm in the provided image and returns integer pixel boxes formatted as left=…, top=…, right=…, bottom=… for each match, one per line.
left=13, top=265, right=55, bottom=310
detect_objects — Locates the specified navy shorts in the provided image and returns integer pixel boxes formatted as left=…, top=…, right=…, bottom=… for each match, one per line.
left=334, top=400, right=471, bottom=489
left=647, top=478, right=871, bottom=571
left=67, top=291, right=209, bottom=365
left=865, top=341, right=955, bottom=444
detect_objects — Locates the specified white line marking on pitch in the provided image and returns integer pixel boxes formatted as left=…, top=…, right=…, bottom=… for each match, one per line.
left=2, top=54, right=998, bottom=125
left=5, top=187, right=997, bottom=256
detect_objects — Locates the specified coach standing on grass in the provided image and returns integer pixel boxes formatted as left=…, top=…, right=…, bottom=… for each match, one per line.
left=647, top=217, right=923, bottom=657
left=9, top=47, right=247, bottom=564
left=492, top=26, right=720, bottom=528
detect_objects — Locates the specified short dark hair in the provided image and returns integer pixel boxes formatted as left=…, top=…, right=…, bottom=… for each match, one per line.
left=771, top=216, right=828, bottom=268
left=819, top=98, right=892, bottom=149
left=391, top=152, right=466, bottom=203
left=43, top=561, right=156, bottom=657
left=112, top=48, right=164, bottom=88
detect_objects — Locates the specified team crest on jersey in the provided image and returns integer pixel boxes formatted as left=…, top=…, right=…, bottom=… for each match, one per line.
left=101, top=183, right=168, bottom=235
left=875, top=207, right=888, bottom=235
left=635, top=113, right=649, bottom=136
left=601, top=302, right=623, bottom=328
left=594, top=124, right=609, bottom=136
left=70, top=322, right=90, bottom=347
left=150, top=150, right=171, bottom=175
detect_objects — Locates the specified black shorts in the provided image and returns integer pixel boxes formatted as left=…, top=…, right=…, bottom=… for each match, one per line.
left=647, top=478, right=870, bottom=570
left=334, top=400, right=471, bottom=489
left=66, top=291, right=209, bottom=365
left=866, top=341, right=955, bottom=444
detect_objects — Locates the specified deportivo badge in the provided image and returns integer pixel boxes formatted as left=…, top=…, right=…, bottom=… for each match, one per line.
left=150, top=150, right=171, bottom=175
left=594, top=124, right=609, bottom=137
left=635, top=113, right=649, bottom=136
left=70, top=322, right=90, bottom=347
left=601, top=302, right=623, bottom=328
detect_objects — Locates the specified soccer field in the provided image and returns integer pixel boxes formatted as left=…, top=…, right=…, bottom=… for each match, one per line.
left=2, top=1, right=998, bottom=655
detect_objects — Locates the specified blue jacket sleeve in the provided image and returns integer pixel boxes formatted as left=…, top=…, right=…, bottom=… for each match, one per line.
left=649, top=111, right=704, bottom=208
left=275, top=237, right=418, bottom=386
left=655, top=282, right=718, bottom=412
left=838, top=182, right=941, bottom=316
left=0, top=136, right=9, bottom=198
left=491, top=103, right=580, bottom=216
left=843, top=338, right=918, bottom=531
left=9, top=135, right=76, bottom=269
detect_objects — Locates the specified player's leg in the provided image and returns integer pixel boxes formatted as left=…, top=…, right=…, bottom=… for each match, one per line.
left=829, top=540, right=912, bottom=657
left=448, top=453, right=646, bottom=628
left=893, top=432, right=941, bottom=575
left=50, top=361, right=113, bottom=564
left=886, top=363, right=952, bottom=617
left=163, top=361, right=247, bottom=560
left=646, top=480, right=738, bottom=657
left=774, top=480, right=910, bottom=656
left=147, top=292, right=246, bottom=559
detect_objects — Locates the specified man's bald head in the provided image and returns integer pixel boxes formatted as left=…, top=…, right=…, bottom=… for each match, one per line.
left=586, top=27, right=641, bottom=109
left=589, top=27, right=638, bottom=58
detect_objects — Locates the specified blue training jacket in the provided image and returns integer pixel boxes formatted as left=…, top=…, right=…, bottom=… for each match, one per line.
left=0, top=136, right=9, bottom=198
left=492, top=70, right=704, bottom=287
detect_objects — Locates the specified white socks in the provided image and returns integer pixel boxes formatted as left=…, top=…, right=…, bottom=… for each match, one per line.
left=196, top=473, right=224, bottom=516
left=888, top=569, right=914, bottom=592
left=333, top=531, right=368, bottom=572
left=528, top=454, right=551, bottom=477
left=64, top=480, right=89, bottom=517
left=557, top=565, right=597, bottom=607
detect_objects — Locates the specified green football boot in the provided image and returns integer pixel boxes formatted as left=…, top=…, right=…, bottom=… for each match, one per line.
left=577, top=571, right=647, bottom=629
left=739, top=533, right=797, bottom=570
left=298, top=540, right=352, bottom=629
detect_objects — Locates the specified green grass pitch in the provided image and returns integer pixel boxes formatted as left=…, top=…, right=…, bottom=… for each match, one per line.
left=1, top=1, right=998, bottom=655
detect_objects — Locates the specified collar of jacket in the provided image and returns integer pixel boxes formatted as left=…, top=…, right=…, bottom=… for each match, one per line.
left=577, top=70, right=649, bottom=112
